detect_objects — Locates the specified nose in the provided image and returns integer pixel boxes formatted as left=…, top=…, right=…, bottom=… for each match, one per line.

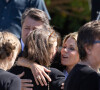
left=63, top=48, right=69, bottom=53
left=27, top=30, right=33, bottom=36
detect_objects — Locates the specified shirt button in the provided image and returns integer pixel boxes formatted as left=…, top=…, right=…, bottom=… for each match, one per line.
left=4, top=6, right=7, bottom=9
left=2, top=17, right=5, bottom=20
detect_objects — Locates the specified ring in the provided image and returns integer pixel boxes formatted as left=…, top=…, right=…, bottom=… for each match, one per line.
left=36, top=75, right=41, bottom=79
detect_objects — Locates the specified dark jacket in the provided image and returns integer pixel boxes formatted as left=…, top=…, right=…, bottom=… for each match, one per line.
left=0, top=69, right=21, bottom=90
left=64, top=64, right=100, bottom=90
left=10, top=66, right=65, bottom=90
left=0, top=0, right=50, bottom=38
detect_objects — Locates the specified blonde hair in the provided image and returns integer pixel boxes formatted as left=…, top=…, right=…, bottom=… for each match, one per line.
left=0, top=31, right=21, bottom=60
left=63, top=32, right=78, bottom=45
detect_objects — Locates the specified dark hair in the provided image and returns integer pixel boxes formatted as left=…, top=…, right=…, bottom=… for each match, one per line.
left=77, top=20, right=100, bottom=60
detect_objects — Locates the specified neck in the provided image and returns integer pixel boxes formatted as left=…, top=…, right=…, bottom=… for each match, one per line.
left=0, top=61, right=7, bottom=71
left=80, top=60, right=99, bottom=73
left=66, top=65, right=75, bottom=73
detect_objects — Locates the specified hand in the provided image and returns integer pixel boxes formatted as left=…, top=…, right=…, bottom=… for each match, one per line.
left=61, top=83, right=64, bottom=90
left=18, top=72, right=34, bottom=90
left=16, top=57, right=51, bottom=86
left=30, top=63, right=51, bottom=86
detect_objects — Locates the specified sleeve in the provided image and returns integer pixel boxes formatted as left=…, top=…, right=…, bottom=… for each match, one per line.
left=29, top=0, right=51, bottom=20
left=50, top=68, right=65, bottom=90
left=8, top=76, right=21, bottom=90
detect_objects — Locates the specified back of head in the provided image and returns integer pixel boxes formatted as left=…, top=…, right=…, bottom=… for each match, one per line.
left=21, top=8, right=50, bottom=28
left=23, top=27, right=58, bottom=66
left=0, top=31, right=21, bottom=60
left=77, top=20, right=100, bottom=60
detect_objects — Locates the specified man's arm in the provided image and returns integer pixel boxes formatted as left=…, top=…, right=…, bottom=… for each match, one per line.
left=30, top=0, right=51, bottom=20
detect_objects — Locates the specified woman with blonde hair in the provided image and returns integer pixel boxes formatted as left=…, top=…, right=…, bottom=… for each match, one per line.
left=64, top=20, right=100, bottom=90
left=61, top=32, right=80, bottom=79
left=0, top=31, right=21, bottom=90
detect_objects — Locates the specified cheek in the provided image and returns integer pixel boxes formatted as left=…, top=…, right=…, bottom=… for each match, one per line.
left=61, top=52, right=79, bottom=66
left=71, top=52, right=79, bottom=63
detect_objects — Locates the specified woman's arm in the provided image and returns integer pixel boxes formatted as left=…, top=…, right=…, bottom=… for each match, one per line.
left=16, top=57, right=51, bottom=86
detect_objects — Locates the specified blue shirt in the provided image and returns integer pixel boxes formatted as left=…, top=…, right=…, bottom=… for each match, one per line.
left=63, top=69, right=68, bottom=80
left=0, top=0, right=50, bottom=38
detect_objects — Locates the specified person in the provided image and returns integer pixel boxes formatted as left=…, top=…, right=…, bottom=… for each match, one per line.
left=16, top=32, right=80, bottom=90
left=61, top=32, right=80, bottom=79
left=51, top=32, right=80, bottom=90
left=9, top=7, right=52, bottom=90
left=11, top=28, right=65, bottom=90
left=0, top=31, right=21, bottom=90
left=0, top=0, right=50, bottom=39
left=64, top=20, right=100, bottom=90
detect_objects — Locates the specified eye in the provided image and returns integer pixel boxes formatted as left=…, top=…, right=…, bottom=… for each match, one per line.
left=69, top=47, right=75, bottom=50
left=24, top=27, right=30, bottom=30
left=62, top=45, right=67, bottom=48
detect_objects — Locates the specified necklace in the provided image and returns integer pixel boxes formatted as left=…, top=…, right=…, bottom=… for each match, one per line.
left=48, top=67, right=50, bottom=90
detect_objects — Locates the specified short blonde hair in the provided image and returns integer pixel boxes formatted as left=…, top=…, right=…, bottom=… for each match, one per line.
left=63, top=32, right=78, bottom=45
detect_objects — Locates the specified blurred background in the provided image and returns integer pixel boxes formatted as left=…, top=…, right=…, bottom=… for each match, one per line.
left=45, top=0, right=91, bottom=39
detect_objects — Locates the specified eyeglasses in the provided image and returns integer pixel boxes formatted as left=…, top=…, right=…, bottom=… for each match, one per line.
left=93, top=41, right=100, bottom=44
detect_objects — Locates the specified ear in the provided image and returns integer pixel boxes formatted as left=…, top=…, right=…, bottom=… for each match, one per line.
left=84, top=44, right=92, bottom=55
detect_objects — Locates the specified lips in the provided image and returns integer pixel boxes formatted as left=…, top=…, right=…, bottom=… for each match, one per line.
left=61, top=55, right=68, bottom=59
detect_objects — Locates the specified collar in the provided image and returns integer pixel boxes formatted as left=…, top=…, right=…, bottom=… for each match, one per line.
left=21, top=39, right=24, bottom=51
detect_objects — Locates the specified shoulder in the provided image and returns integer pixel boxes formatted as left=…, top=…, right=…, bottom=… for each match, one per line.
left=50, top=67, right=64, bottom=76
left=0, top=70, right=21, bottom=89
left=49, top=68, right=65, bottom=90
left=0, top=70, right=20, bottom=81
left=9, top=65, right=24, bottom=75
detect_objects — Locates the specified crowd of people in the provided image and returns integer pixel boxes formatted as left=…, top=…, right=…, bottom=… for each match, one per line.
left=0, top=0, right=100, bottom=90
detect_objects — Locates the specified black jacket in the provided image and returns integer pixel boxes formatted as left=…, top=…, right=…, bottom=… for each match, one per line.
left=64, top=64, right=100, bottom=90
left=10, top=66, right=65, bottom=90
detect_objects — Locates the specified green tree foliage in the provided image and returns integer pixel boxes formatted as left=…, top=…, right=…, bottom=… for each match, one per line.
left=45, top=0, right=90, bottom=38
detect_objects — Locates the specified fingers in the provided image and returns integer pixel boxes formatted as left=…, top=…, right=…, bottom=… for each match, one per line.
left=36, top=75, right=44, bottom=86
left=32, top=70, right=39, bottom=85
left=30, top=63, right=51, bottom=86
left=18, top=72, right=25, bottom=78
left=21, top=79, right=34, bottom=90
left=61, top=83, right=64, bottom=90
left=43, top=67, right=51, bottom=82
left=39, top=73, right=47, bottom=86
left=34, top=68, right=51, bottom=86
left=44, top=67, right=51, bottom=73
left=22, top=87, right=33, bottom=90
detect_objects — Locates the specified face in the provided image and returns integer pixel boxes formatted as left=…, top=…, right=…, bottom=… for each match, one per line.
left=50, top=41, right=57, bottom=62
left=89, top=40, right=100, bottom=67
left=61, top=37, right=79, bottom=67
left=22, top=16, right=43, bottom=44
